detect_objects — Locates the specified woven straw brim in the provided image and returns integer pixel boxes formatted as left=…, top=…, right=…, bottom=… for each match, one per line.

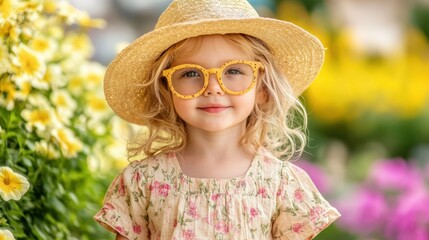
left=104, top=18, right=324, bottom=125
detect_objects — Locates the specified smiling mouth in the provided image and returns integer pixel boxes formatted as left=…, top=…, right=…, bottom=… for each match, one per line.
left=198, top=106, right=229, bottom=113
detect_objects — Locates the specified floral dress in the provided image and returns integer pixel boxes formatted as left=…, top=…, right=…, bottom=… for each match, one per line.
left=94, top=149, right=340, bottom=240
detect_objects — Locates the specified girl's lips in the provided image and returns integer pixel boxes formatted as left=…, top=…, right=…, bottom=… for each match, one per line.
left=198, top=105, right=229, bottom=113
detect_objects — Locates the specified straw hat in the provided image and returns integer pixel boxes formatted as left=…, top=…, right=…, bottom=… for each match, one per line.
left=104, top=0, right=325, bottom=125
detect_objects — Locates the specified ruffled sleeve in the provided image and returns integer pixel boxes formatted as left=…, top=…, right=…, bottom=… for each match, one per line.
left=272, top=162, right=340, bottom=240
left=94, top=160, right=150, bottom=240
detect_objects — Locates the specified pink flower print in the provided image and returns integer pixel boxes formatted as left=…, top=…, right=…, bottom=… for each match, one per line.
left=211, top=193, right=222, bottom=202
left=250, top=207, right=259, bottom=219
left=257, top=187, right=268, bottom=198
left=310, top=206, right=324, bottom=223
left=276, top=187, right=283, bottom=197
left=182, top=229, right=195, bottom=240
left=101, top=202, right=115, bottom=215
left=215, top=221, right=231, bottom=234
left=291, top=223, right=305, bottom=233
left=115, top=226, right=125, bottom=235
left=117, top=177, right=126, bottom=196
left=187, top=201, right=200, bottom=219
left=133, top=171, right=141, bottom=182
left=133, top=223, right=142, bottom=234
left=149, top=181, right=171, bottom=197
left=294, top=188, right=305, bottom=202
left=158, top=183, right=170, bottom=197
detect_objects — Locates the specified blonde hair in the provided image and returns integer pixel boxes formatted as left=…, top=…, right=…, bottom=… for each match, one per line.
left=128, top=34, right=307, bottom=161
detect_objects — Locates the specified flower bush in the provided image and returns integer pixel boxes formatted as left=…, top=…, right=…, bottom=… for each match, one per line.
left=336, top=158, right=429, bottom=240
left=0, top=0, right=128, bottom=239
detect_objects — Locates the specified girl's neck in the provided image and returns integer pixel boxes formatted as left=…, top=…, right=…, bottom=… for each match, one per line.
left=175, top=125, right=255, bottom=179
left=182, top=124, right=251, bottom=162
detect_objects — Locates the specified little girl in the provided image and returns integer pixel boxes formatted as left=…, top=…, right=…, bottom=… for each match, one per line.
left=95, top=0, right=340, bottom=239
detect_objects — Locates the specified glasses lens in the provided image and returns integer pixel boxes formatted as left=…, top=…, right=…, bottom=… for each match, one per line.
left=221, top=63, right=254, bottom=92
left=171, top=67, right=205, bottom=96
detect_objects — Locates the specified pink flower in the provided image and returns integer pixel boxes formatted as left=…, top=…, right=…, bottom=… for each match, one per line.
left=115, top=226, right=125, bottom=234
left=158, top=183, right=170, bottom=197
left=257, top=187, right=268, bottom=198
left=250, top=207, right=259, bottom=218
left=117, top=177, right=126, bottom=196
left=309, top=206, right=324, bottom=222
left=215, top=221, right=230, bottom=234
left=336, top=187, right=388, bottom=235
left=211, top=193, right=221, bottom=202
left=294, top=188, right=305, bottom=202
left=182, top=229, right=195, bottom=240
left=187, top=201, right=200, bottom=219
left=291, top=223, right=305, bottom=233
left=149, top=181, right=171, bottom=197
left=133, top=171, right=141, bottom=182
left=369, top=159, right=422, bottom=193
left=133, top=223, right=142, bottom=234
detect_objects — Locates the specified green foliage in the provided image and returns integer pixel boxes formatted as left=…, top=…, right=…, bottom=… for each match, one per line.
left=0, top=1, right=119, bottom=239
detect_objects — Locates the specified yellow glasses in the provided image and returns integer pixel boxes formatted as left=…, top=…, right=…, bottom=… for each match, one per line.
left=162, top=60, right=264, bottom=99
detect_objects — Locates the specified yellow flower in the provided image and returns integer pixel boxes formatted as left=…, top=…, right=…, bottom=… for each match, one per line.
left=13, top=44, right=46, bottom=82
left=0, top=78, right=16, bottom=110
left=85, top=92, right=110, bottom=120
left=42, top=0, right=57, bottom=14
left=30, top=36, right=57, bottom=59
left=42, top=64, right=64, bottom=88
left=0, top=0, right=15, bottom=19
left=21, top=100, right=59, bottom=131
left=51, top=90, right=76, bottom=124
left=80, top=62, right=105, bottom=90
left=77, top=12, right=106, bottom=29
left=52, top=128, right=83, bottom=157
left=0, top=229, right=15, bottom=240
left=0, top=167, right=30, bottom=201
left=61, top=33, right=93, bottom=58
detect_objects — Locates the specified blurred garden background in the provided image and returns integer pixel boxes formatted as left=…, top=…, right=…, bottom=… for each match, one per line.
left=1, top=0, right=428, bottom=239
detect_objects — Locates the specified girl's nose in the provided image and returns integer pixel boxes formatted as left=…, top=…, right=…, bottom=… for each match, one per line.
left=203, top=73, right=225, bottom=96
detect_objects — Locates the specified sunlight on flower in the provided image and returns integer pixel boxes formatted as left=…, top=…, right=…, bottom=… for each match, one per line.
left=52, top=128, right=83, bottom=158
left=13, top=44, right=46, bottom=82
left=0, top=166, right=30, bottom=201
left=21, top=104, right=59, bottom=132
left=0, top=229, right=15, bottom=240
left=30, top=35, right=57, bottom=59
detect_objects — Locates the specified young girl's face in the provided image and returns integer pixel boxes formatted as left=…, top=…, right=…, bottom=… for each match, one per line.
left=169, top=35, right=258, bottom=133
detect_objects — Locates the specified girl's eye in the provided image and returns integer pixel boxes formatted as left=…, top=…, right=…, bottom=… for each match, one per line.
left=183, top=71, right=200, bottom=78
left=226, top=69, right=242, bottom=75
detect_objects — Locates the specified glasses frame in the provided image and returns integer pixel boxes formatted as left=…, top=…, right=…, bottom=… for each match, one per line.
left=162, top=60, right=264, bottom=99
